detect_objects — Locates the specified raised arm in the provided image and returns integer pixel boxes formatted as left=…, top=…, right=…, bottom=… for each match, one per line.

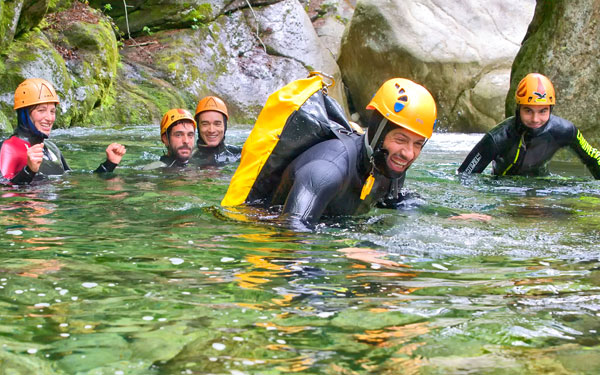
left=457, top=134, right=496, bottom=174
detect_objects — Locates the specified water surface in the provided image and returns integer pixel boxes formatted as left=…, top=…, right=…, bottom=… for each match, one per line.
left=1, top=127, right=599, bottom=374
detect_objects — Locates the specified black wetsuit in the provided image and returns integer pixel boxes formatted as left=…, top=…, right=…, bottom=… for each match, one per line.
left=192, top=142, right=241, bottom=167
left=0, top=125, right=118, bottom=185
left=142, top=154, right=190, bottom=170
left=458, top=115, right=600, bottom=178
left=270, top=133, right=405, bottom=227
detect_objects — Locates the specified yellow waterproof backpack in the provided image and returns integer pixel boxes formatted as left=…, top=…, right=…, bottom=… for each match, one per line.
left=221, top=73, right=360, bottom=207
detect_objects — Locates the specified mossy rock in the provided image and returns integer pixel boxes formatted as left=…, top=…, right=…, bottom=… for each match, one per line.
left=16, top=0, right=51, bottom=36
left=87, top=0, right=225, bottom=36
left=508, top=0, right=600, bottom=145
left=88, top=62, right=188, bottom=126
left=0, top=29, right=71, bottom=132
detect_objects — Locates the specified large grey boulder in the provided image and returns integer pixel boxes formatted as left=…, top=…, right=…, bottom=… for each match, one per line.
left=305, top=0, right=356, bottom=59
left=338, top=0, right=535, bottom=132
left=508, top=0, right=600, bottom=144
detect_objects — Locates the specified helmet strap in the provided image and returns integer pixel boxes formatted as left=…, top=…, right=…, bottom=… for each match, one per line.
left=365, top=116, right=388, bottom=159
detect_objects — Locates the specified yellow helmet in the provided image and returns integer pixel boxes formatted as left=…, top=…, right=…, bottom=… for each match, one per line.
left=14, top=78, right=60, bottom=110
left=367, top=78, right=437, bottom=139
left=195, top=96, right=229, bottom=120
left=160, top=108, right=196, bottom=136
left=515, top=73, right=556, bottom=106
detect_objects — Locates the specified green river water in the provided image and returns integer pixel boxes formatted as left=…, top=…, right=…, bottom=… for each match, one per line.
left=1, top=125, right=599, bottom=375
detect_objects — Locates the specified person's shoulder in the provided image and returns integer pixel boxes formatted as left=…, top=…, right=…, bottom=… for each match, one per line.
left=302, top=138, right=348, bottom=160
left=224, top=144, right=242, bottom=153
left=489, top=116, right=516, bottom=134
left=1, top=135, right=29, bottom=150
left=547, top=115, right=576, bottom=139
left=142, top=160, right=168, bottom=170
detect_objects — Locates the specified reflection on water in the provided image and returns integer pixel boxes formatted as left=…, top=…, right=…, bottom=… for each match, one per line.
left=0, top=126, right=599, bottom=374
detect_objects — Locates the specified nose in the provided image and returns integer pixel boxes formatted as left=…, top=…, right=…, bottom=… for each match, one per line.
left=399, top=142, right=414, bottom=161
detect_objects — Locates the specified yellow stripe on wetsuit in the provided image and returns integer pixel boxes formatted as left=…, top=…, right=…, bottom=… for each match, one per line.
left=501, top=134, right=525, bottom=176
left=576, top=130, right=600, bottom=164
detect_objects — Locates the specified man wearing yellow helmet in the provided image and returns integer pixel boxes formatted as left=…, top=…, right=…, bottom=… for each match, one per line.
left=269, top=78, right=437, bottom=229
left=143, top=108, right=197, bottom=170
left=192, top=96, right=241, bottom=167
left=458, top=73, right=600, bottom=178
left=0, top=78, right=127, bottom=185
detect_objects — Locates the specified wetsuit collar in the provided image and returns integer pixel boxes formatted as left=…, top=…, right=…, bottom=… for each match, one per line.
left=160, top=154, right=189, bottom=167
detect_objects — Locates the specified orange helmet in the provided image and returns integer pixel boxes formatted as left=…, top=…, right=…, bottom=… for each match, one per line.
left=515, top=73, right=556, bottom=106
left=14, top=78, right=60, bottom=110
left=367, top=78, right=437, bottom=139
left=195, top=96, right=229, bottom=120
left=160, top=108, right=196, bottom=136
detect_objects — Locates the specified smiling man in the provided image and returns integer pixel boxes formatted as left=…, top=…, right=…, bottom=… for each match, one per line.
left=266, top=78, right=437, bottom=228
left=458, top=73, right=600, bottom=178
left=192, top=96, right=241, bottom=167
left=143, top=108, right=196, bottom=170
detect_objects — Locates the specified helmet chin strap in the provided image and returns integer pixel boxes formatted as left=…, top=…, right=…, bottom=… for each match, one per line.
left=364, top=116, right=388, bottom=159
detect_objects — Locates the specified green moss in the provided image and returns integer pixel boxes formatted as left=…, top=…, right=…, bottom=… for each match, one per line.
left=0, top=2, right=17, bottom=50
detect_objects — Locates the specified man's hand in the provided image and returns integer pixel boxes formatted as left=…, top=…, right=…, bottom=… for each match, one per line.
left=106, top=143, right=126, bottom=164
left=26, top=143, right=44, bottom=173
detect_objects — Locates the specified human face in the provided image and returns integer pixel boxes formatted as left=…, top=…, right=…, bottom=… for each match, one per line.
left=381, top=127, right=426, bottom=174
left=198, top=111, right=225, bottom=147
left=519, top=105, right=550, bottom=129
left=162, top=121, right=196, bottom=161
left=29, top=103, right=56, bottom=136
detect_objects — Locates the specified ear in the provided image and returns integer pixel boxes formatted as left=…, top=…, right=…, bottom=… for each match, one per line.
left=161, top=133, right=169, bottom=146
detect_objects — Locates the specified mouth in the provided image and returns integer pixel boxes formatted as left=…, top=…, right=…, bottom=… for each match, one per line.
left=39, top=123, right=52, bottom=132
left=387, top=155, right=410, bottom=172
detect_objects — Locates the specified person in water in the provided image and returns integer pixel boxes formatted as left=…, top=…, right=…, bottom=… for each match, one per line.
left=458, top=72, right=600, bottom=178
left=0, top=78, right=126, bottom=185
left=143, top=108, right=196, bottom=170
left=192, top=96, right=241, bottom=166
left=270, top=78, right=438, bottom=229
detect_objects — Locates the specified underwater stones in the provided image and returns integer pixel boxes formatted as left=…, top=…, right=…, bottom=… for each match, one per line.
left=338, top=0, right=535, bottom=132
left=508, top=0, right=600, bottom=144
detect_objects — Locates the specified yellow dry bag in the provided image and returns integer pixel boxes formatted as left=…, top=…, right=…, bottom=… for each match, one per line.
left=221, top=73, right=358, bottom=207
